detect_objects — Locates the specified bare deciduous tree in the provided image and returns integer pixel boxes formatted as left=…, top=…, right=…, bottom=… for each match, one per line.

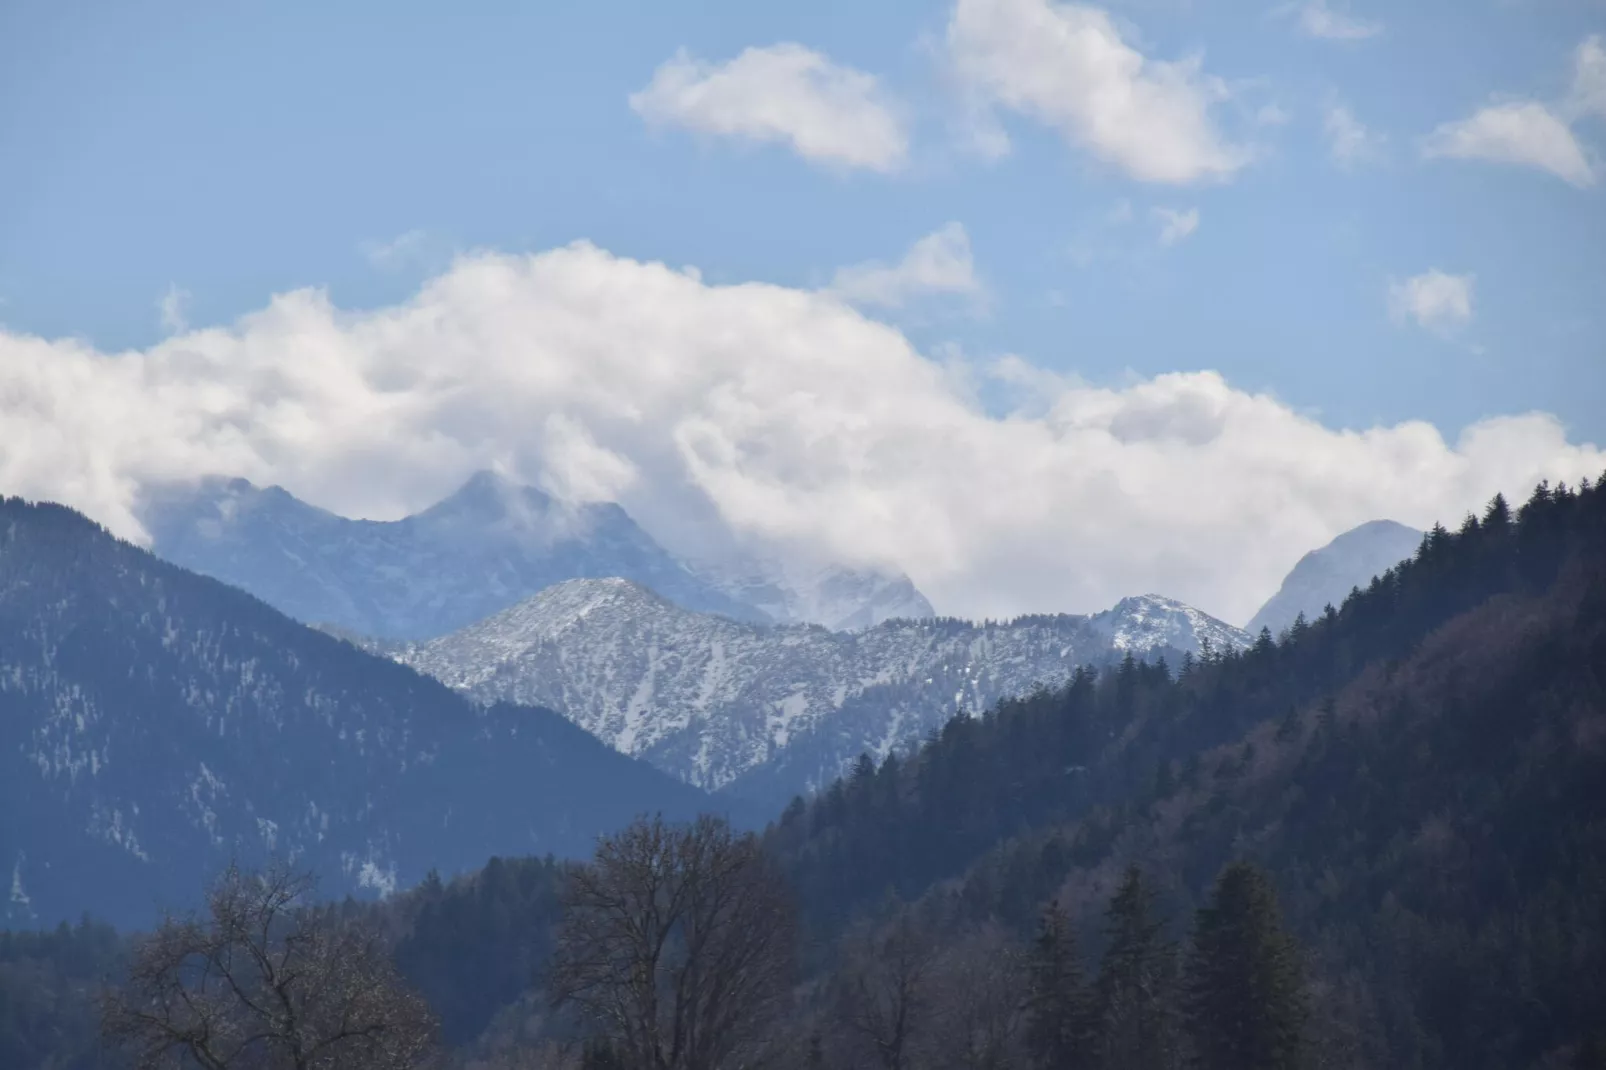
left=827, top=912, right=939, bottom=1070
left=101, top=862, right=436, bottom=1070
left=924, top=925, right=1028, bottom=1070
left=550, top=815, right=795, bottom=1070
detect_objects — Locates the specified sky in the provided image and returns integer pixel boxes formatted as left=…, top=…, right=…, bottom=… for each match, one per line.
left=2, top=0, right=1604, bottom=625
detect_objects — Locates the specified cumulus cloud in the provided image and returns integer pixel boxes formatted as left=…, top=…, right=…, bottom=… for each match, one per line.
left=157, top=285, right=190, bottom=335
left=1280, top=0, right=1382, bottom=41
left=945, top=0, right=1249, bottom=184
left=629, top=43, right=908, bottom=172
left=2, top=244, right=1600, bottom=627
left=1389, top=270, right=1474, bottom=333
left=1424, top=37, right=1605, bottom=187
left=1324, top=104, right=1383, bottom=167
left=829, top=223, right=985, bottom=308
left=1151, top=206, right=1200, bottom=246
left=1423, top=102, right=1595, bottom=186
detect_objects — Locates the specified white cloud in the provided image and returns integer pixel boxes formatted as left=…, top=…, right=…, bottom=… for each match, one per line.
left=157, top=286, right=190, bottom=335
left=1424, top=37, right=1605, bottom=187
left=1423, top=102, right=1595, bottom=186
left=1151, top=206, right=1200, bottom=245
left=629, top=43, right=907, bottom=172
left=829, top=223, right=985, bottom=308
left=362, top=230, right=429, bottom=271
left=945, top=0, right=1249, bottom=184
left=1283, top=0, right=1382, bottom=41
left=1324, top=104, right=1383, bottom=167
left=1567, top=34, right=1606, bottom=119
left=1389, top=270, right=1474, bottom=333
left=2, top=244, right=1600, bottom=627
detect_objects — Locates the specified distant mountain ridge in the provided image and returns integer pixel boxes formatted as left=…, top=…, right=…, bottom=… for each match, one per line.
left=0, top=497, right=711, bottom=929
left=384, top=580, right=1251, bottom=802
left=140, top=472, right=936, bottom=639
left=138, top=471, right=765, bottom=639
left=1247, top=519, right=1423, bottom=636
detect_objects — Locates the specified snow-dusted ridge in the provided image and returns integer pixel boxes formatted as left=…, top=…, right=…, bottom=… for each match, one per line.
left=141, top=471, right=938, bottom=639
left=386, top=579, right=1251, bottom=799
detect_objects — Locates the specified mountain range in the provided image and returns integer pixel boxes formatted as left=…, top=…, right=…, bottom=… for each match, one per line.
left=380, top=579, right=1252, bottom=805
left=138, top=471, right=936, bottom=639
left=1, top=471, right=1429, bottom=926
left=0, top=498, right=712, bottom=929
left=14, top=473, right=1594, bottom=1068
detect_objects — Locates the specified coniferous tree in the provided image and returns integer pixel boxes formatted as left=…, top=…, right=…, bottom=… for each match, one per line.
left=1183, top=862, right=1306, bottom=1070
left=1025, top=901, right=1094, bottom=1070
left=1093, top=867, right=1179, bottom=1070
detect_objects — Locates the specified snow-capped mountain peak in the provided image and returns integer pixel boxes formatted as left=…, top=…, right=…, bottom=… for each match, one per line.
left=140, top=472, right=938, bottom=638
left=437, top=577, right=672, bottom=647
left=1089, top=594, right=1250, bottom=654
left=138, top=473, right=766, bottom=638
left=388, top=581, right=1250, bottom=802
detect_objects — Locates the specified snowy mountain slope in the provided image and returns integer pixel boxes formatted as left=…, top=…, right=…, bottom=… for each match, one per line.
left=388, top=580, right=1252, bottom=798
left=0, top=498, right=711, bottom=929
left=1089, top=594, right=1253, bottom=655
left=139, top=471, right=766, bottom=640
left=1246, top=519, right=1423, bottom=636
left=140, top=471, right=938, bottom=639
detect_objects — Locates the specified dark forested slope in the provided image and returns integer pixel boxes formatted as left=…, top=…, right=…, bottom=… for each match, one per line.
left=0, top=497, right=711, bottom=929
left=768, top=482, right=1606, bottom=931
left=770, top=478, right=1606, bottom=1068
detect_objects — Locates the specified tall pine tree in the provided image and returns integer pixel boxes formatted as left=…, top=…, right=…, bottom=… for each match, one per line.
left=1182, top=862, right=1306, bottom=1070
left=1026, top=900, right=1094, bottom=1070
left=1094, top=866, right=1179, bottom=1070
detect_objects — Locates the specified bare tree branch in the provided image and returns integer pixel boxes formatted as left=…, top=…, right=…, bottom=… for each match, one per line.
left=551, top=815, right=796, bottom=1070
left=101, top=861, right=437, bottom=1070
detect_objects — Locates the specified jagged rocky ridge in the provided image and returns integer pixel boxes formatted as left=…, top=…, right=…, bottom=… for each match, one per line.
left=384, top=579, right=1251, bottom=804
left=0, top=498, right=712, bottom=929
left=140, top=471, right=935, bottom=638
left=138, top=471, right=765, bottom=639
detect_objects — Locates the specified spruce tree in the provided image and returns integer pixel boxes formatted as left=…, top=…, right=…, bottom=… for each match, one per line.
left=1026, top=900, right=1094, bottom=1070
left=1094, top=866, right=1179, bottom=1070
left=1182, top=862, right=1306, bottom=1070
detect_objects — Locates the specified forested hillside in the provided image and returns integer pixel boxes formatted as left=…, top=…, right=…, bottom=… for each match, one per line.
left=766, top=477, right=1606, bottom=1067
left=0, top=498, right=712, bottom=929
left=0, top=920, right=125, bottom=1070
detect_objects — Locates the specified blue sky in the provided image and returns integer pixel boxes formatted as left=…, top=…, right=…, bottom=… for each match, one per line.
left=1, top=0, right=1604, bottom=621
left=5, top=0, right=1603, bottom=436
